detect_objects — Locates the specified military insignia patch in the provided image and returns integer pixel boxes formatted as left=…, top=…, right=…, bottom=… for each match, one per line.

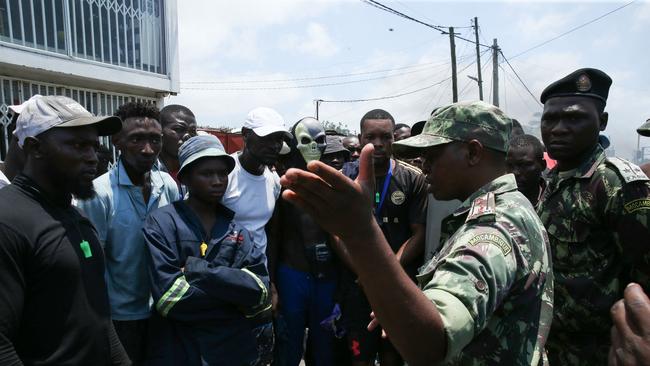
left=468, top=233, right=512, bottom=256
left=391, top=191, right=406, bottom=205
left=606, top=157, right=649, bottom=183
left=466, top=192, right=496, bottom=222
left=576, top=74, right=592, bottom=92
left=624, top=198, right=650, bottom=213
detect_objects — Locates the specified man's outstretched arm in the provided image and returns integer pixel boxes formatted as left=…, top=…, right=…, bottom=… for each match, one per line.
left=281, top=145, right=446, bottom=365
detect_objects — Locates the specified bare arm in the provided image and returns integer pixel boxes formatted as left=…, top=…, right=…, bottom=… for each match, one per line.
left=281, top=145, right=447, bottom=365
left=395, top=223, right=425, bottom=269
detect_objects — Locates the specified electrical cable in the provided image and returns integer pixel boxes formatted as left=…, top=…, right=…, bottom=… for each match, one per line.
left=180, top=65, right=443, bottom=91
left=361, top=0, right=491, bottom=48
left=507, top=0, right=637, bottom=60
left=181, top=58, right=468, bottom=85
left=499, top=50, right=542, bottom=106
left=500, top=64, right=539, bottom=114
left=322, top=62, right=457, bottom=120
left=321, top=55, right=481, bottom=103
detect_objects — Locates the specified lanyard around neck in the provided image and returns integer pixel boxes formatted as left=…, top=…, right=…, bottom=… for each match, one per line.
left=374, top=161, right=393, bottom=220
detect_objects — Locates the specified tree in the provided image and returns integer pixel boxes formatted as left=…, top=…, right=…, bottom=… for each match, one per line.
left=321, top=120, right=352, bottom=136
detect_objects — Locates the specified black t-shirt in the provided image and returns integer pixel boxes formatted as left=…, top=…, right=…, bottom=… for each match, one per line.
left=342, top=159, right=428, bottom=252
left=0, top=175, right=116, bottom=365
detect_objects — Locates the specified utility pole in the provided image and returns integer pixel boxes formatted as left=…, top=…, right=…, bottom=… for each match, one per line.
left=315, top=99, right=323, bottom=119
left=492, top=38, right=500, bottom=107
left=449, top=27, right=458, bottom=102
left=473, top=17, right=483, bottom=101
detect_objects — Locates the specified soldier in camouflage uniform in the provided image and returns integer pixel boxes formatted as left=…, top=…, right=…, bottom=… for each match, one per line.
left=279, top=101, right=553, bottom=365
left=537, top=68, right=650, bottom=365
left=636, top=119, right=650, bottom=177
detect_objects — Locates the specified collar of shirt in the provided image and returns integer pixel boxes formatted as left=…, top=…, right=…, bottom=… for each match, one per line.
left=549, top=144, right=606, bottom=182
left=174, top=200, right=235, bottom=242
left=452, top=173, right=518, bottom=217
left=114, top=159, right=165, bottom=211
left=14, top=174, right=72, bottom=208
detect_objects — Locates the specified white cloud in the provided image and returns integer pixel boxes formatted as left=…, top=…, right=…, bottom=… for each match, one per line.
left=280, top=22, right=339, bottom=57
left=634, top=2, right=650, bottom=30
left=169, top=1, right=648, bottom=161
left=515, top=11, right=576, bottom=41
left=591, top=34, right=619, bottom=49
left=176, top=1, right=335, bottom=69
left=223, top=30, right=260, bottom=61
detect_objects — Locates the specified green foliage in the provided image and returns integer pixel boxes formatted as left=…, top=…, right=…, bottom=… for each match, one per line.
left=321, top=120, right=351, bottom=136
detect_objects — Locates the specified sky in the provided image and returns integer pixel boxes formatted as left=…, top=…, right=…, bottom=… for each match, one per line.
left=168, top=0, right=650, bottom=160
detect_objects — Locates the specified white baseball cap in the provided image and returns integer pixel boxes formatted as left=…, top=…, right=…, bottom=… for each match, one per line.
left=243, top=107, right=291, bottom=140
left=14, top=95, right=122, bottom=147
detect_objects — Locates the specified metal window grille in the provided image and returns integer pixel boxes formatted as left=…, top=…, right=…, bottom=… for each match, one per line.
left=0, top=75, right=157, bottom=163
left=0, top=0, right=166, bottom=74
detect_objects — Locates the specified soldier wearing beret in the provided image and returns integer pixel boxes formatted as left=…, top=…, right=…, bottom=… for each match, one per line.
left=637, top=119, right=650, bottom=177
left=280, top=101, right=553, bottom=365
left=537, top=68, right=650, bottom=365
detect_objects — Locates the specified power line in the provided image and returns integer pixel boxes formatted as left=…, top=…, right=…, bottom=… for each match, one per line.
left=393, top=0, right=472, bottom=29
left=500, top=64, right=539, bottom=115
left=181, top=58, right=469, bottom=85
left=322, top=55, right=481, bottom=103
left=508, top=0, right=637, bottom=60
left=321, top=78, right=451, bottom=103
left=459, top=52, right=491, bottom=100
left=180, top=65, right=444, bottom=91
left=499, top=50, right=541, bottom=106
left=360, top=0, right=491, bottom=48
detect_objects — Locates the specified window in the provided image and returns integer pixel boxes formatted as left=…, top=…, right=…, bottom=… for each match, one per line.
left=0, top=0, right=167, bottom=74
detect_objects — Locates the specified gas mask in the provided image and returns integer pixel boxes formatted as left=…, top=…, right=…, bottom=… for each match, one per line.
left=291, top=117, right=326, bottom=164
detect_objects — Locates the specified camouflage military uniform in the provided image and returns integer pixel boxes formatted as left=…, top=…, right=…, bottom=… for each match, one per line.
left=393, top=101, right=554, bottom=366
left=417, top=174, right=553, bottom=366
left=538, top=145, right=650, bottom=365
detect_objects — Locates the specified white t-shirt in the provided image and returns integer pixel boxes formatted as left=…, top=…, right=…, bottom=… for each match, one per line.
left=0, top=168, right=10, bottom=189
left=222, top=152, right=281, bottom=253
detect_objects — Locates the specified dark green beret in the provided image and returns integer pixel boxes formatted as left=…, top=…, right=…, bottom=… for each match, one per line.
left=540, top=68, right=612, bottom=104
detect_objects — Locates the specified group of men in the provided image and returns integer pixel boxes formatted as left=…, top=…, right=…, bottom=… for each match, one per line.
left=0, top=66, right=649, bottom=366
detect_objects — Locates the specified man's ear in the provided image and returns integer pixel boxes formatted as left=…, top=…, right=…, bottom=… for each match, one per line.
left=466, top=140, right=484, bottom=166
left=599, top=112, right=608, bottom=132
left=22, top=136, right=44, bottom=159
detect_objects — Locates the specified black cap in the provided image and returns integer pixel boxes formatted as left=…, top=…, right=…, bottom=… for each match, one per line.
left=540, top=68, right=612, bottom=104
left=411, top=120, right=426, bottom=136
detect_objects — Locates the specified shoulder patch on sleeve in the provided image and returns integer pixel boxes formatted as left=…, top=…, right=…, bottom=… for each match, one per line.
left=624, top=198, right=650, bottom=213
left=606, top=157, right=649, bottom=183
left=467, top=232, right=512, bottom=256
left=466, top=192, right=496, bottom=223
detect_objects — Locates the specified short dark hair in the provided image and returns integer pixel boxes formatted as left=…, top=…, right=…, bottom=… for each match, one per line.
left=509, top=134, right=544, bottom=160
left=411, top=121, right=426, bottom=136
left=325, top=129, right=345, bottom=136
left=114, top=102, right=159, bottom=122
left=393, top=123, right=410, bottom=132
left=360, top=109, right=395, bottom=131
left=512, top=119, right=522, bottom=130
left=160, top=104, right=195, bottom=127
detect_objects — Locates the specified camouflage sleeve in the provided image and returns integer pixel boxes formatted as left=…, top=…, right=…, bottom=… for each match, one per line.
left=607, top=180, right=650, bottom=287
left=421, top=224, right=518, bottom=362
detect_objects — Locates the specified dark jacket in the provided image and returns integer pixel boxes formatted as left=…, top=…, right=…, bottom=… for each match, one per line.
left=143, top=201, right=271, bottom=366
